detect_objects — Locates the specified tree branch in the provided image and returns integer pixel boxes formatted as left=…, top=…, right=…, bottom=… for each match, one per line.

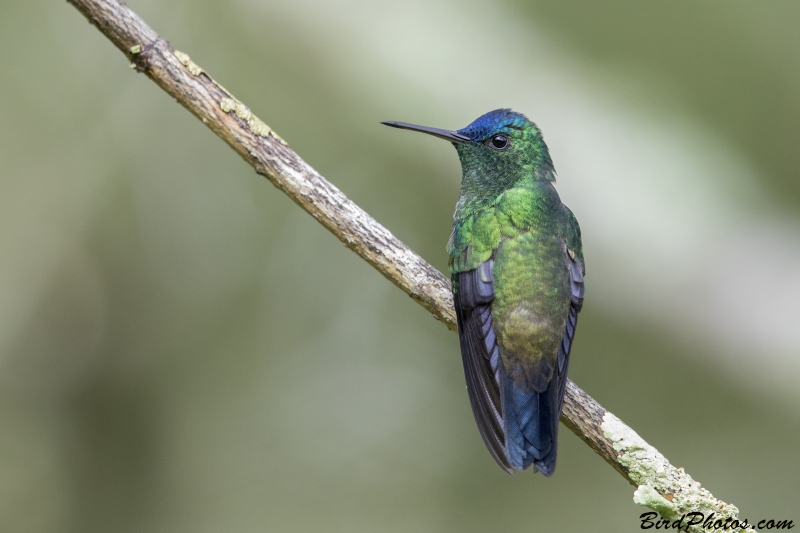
left=66, top=0, right=753, bottom=529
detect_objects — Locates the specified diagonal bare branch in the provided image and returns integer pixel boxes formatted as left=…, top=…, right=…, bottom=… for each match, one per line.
left=65, top=1, right=753, bottom=530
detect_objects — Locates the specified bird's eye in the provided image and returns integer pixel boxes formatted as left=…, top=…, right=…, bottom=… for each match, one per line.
left=488, top=134, right=509, bottom=151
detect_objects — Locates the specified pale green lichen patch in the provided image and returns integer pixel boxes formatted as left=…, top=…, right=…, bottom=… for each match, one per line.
left=601, top=412, right=754, bottom=532
left=220, top=97, right=286, bottom=144
left=173, top=50, right=203, bottom=76
left=130, top=44, right=141, bottom=55
left=169, top=51, right=286, bottom=145
left=219, top=97, right=238, bottom=114
left=634, top=485, right=677, bottom=519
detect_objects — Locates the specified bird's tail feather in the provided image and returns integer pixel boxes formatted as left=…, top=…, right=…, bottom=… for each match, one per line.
left=499, top=364, right=560, bottom=476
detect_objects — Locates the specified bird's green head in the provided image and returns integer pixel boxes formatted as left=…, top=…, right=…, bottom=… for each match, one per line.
left=383, top=109, right=555, bottom=195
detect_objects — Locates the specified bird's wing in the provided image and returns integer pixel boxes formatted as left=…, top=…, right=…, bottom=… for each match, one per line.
left=556, top=246, right=584, bottom=419
left=553, top=206, right=585, bottom=442
left=453, top=260, right=513, bottom=473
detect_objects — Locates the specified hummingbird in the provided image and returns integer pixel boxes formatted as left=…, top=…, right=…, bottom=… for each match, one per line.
left=383, top=109, right=584, bottom=476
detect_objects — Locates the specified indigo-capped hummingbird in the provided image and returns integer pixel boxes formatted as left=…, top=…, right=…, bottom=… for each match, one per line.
left=383, top=110, right=584, bottom=475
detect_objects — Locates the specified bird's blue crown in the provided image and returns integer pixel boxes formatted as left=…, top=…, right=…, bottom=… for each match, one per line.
left=456, top=109, right=530, bottom=142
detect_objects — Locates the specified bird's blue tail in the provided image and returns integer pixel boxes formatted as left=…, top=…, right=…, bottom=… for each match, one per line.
left=500, top=364, right=561, bottom=476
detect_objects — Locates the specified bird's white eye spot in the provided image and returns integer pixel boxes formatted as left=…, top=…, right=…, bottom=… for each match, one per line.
left=487, top=134, right=509, bottom=151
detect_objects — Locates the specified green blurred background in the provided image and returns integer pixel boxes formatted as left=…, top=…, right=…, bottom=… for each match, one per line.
left=1, top=1, right=798, bottom=531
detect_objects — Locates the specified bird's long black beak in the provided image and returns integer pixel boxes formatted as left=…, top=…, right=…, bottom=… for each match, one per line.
left=381, top=121, right=470, bottom=143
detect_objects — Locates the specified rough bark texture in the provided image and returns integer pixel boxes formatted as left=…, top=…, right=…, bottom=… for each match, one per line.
left=560, top=380, right=625, bottom=477
left=66, top=1, right=754, bottom=530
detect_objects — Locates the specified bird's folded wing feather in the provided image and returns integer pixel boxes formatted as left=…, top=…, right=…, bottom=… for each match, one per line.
left=454, top=260, right=513, bottom=473
left=556, top=249, right=584, bottom=417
